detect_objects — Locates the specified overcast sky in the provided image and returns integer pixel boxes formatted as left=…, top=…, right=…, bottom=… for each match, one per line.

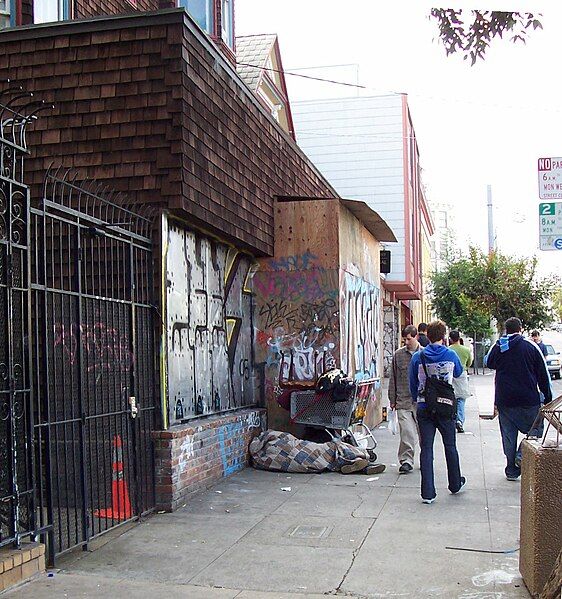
left=236, top=1, right=562, bottom=276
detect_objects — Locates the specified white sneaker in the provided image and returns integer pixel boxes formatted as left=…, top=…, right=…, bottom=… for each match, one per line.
left=451, top=476, right=467, bottom=495
left=422, top=497, right=436, bottom=504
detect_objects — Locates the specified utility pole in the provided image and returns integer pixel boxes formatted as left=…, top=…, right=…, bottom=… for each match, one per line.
left=487, top=185, right=494, bottom=255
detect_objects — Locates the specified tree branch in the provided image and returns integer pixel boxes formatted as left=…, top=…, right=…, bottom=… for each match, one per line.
left=430, top=10, right=543, bottom=64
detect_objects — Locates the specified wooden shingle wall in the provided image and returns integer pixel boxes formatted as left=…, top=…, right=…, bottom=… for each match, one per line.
left=0, top=21, right=181, bottom=218
left=20, top=0, right=165, bottom=25
left=175, top=19, right=335, bottom=254
left=0, top=10, right=336, bottom=255
left=74, top=0, right=161, bottom=19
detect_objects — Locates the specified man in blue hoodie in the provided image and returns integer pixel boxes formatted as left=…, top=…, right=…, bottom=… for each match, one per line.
left=486, top=317, right=552, bottom=481
left=409, top=320, right=465, bottom=503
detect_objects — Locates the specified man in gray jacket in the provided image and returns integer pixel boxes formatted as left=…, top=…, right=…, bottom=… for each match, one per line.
left=388, top=325, right=420, bottom=473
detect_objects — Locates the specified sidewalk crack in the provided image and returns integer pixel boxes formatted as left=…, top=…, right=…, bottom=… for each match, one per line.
left=332, top=486, right=394, bottom=595
left=350, top=490, right=366, bottom=518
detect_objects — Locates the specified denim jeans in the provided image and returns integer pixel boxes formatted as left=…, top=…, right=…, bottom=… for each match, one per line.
left=418, top=407, right=463, bottom=500
left=497, top=405, right=544, bottom=478
left=456, top=397, right=466, bottom=426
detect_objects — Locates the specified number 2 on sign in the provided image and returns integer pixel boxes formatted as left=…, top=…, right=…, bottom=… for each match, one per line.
left=540, top=203, right=555, bottom=216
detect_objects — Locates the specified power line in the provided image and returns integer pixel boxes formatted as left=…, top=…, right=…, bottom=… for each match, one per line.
left=236, top=61, right=368, bottom=89
left=236, top=61, right=562, bottom=114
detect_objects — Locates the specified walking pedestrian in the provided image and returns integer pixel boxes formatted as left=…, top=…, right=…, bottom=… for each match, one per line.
left=486, top=317, right=552, bottom=481
left=417, top=323, right=430, bottom=347
left=448, top=330, right=472, bottom=433
left=388, top=325, right=419, bottom=474
left=409, top=320, right=465, bottom=504
left=530, top=330, right=548, bottom=357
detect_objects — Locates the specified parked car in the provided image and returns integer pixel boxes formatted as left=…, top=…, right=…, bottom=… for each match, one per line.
left=544, top=344, right=561, bottom=380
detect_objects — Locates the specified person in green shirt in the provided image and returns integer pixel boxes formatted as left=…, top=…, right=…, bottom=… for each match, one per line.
left=448, top=330, right=473, bottom=433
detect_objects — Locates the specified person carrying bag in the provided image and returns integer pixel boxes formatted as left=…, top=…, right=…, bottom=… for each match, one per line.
left=408, top=320, right=466, bottom=504
left=419, top=351, right=457, bottom=420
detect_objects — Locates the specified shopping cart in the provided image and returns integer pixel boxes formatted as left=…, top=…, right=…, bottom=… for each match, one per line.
left=290, top=378, right=379, bottom=460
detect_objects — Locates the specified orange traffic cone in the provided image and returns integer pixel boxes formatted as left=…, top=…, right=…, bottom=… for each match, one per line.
left=94, top=435, right=132, bottom=520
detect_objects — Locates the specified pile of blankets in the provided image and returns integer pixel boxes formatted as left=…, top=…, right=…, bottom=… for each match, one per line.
left=250, top=429, right=369, bottom=473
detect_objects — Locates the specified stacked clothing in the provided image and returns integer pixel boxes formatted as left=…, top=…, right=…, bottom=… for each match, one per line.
left=250, top=430, right=369, bottom=473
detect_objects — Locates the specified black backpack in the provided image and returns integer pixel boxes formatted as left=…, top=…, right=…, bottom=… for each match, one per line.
left=420, top=351, right=457, bottom=419
left=316, top=369, right=355, bottom=402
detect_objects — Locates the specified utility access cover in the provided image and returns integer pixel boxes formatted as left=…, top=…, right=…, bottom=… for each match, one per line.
left=287, top=525, right=331, bottom=539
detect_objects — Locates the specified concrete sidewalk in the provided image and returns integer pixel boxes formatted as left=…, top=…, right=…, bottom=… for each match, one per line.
left=5, top=374, right=531, bottom=598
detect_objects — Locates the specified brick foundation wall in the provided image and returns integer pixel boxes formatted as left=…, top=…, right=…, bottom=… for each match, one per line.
left=153, top=408, right=266, bottom=511
left=0, top=543, right=45, bottom=593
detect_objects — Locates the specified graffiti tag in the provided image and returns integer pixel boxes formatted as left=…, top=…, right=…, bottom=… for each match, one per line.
left=269, top=251, right=319, bottom=272
left=53, top=322, right=134, bottom=374
left=340, top=273, right=380, bottom=380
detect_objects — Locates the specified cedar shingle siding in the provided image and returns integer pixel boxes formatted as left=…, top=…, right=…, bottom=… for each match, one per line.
left=75, top=0, right=161, bottom=19
left=21, top=0, right=33, bottom=24
left=20, top=0, right=163, bottom=24
left=0, top=9, right=335, bottom=255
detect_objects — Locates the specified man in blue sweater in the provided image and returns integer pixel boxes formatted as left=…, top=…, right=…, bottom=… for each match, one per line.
left=486, top=317, right=552, bottom=481
left=409, top=320, right=465, bottom=503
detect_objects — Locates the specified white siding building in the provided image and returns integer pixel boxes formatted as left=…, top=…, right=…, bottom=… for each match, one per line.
left=293, top=95, right=407, bottom=283
left=293, top=94, right=432, bottom=303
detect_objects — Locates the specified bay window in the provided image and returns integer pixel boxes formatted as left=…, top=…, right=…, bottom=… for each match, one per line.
left=178, top=0, right=212, bottom=32
left=0, top=0, right=13, bottom=29
left=221, top=0, right=233, bottom=48
left=178, top=0, right=235, bottom=51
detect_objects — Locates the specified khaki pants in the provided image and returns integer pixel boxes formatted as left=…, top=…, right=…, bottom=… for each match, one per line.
left=397, top=407, right=418, bottom=466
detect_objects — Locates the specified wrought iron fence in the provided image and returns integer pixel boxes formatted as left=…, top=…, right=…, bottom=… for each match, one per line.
left=0, top=83, right=51, bottom=550
left=1, top=81, right=159, bottom=564
left=30, top=167, right=158, bottom=563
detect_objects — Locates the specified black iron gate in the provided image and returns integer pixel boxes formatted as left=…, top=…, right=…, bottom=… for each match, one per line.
left=31, top=168, right=158, bottom=562
left=0, top=91, right=37, bottom=550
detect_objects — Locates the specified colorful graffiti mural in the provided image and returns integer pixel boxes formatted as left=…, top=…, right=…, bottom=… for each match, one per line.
left=340, top=272, right=381, bottom=380
left=166, top=224, right=255, bottom=425
left=218, top=421, right=246, bottom=476
left=254, top=253, right=340, bottom=392
left=255, top=249, right=384, bottom=438
left=383, top=305, right=399, bottom=377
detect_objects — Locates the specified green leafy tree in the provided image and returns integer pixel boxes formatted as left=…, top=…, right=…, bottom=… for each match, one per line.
left=553, top=287, right=562, bottom=322
left=430, top=248, right=492, bottom=337
left=430, top=247, right=556, bottom=336
left=485, top=251, right=555, bottom=331
left=430, top=10, right=543, bottom=64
